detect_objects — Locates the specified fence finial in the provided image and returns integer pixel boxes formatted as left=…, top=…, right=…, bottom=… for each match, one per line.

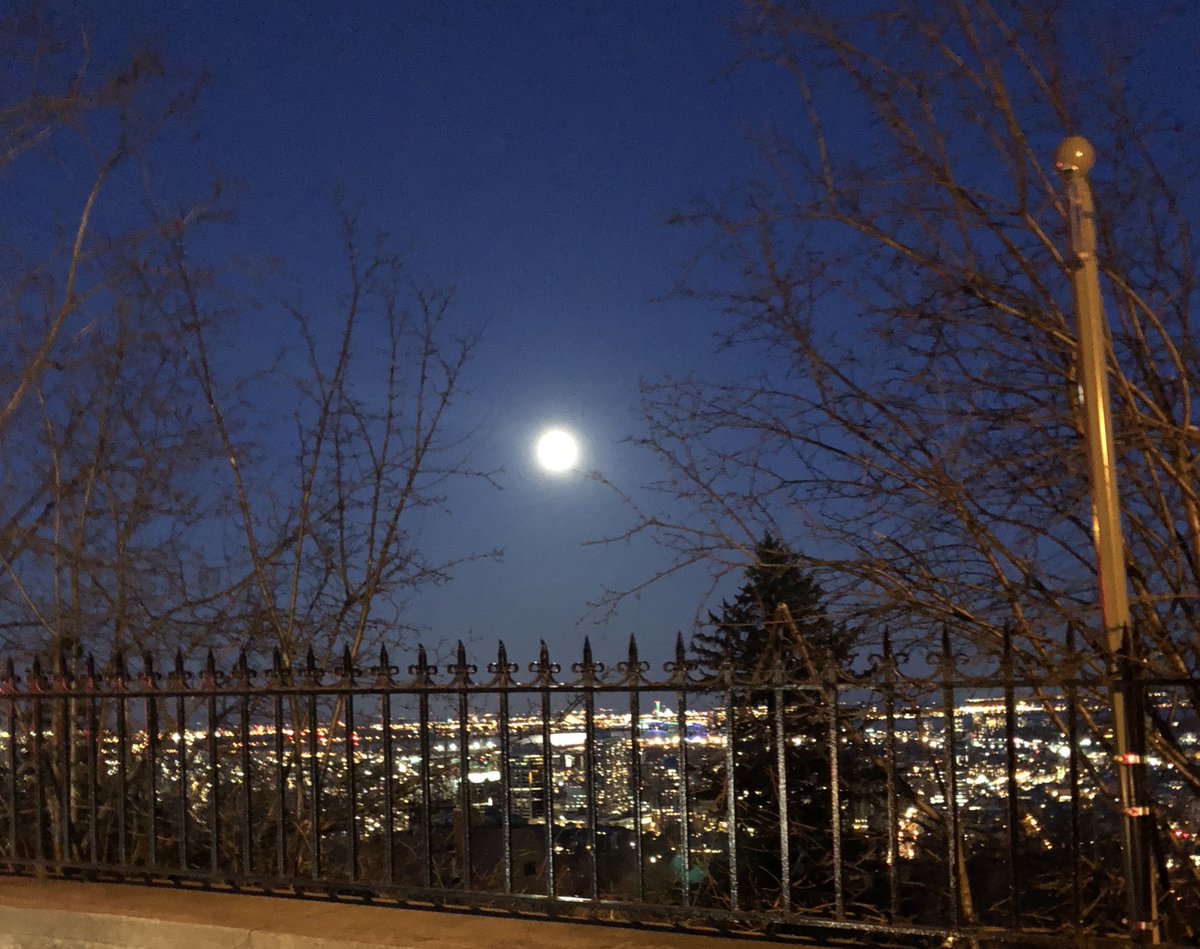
left=203, top=649, right=219, bottom=689
left=665, top=631, right=692, bottom=685
left=409, top=644, right=435, bottom=684
left=573, top=636, right=605, bottom=686
left=530, top=640, right=559, bottom=686
left=450, top=640, right=476, bottom=686
left=140, top=652, right=156, bottom=688
left=616, top=634, right=648, bottom=686
left=488, top=640, right=516, bottom=686
left=374, top=643, right=397, bottom=685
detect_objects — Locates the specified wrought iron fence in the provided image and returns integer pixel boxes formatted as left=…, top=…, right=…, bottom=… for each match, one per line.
left=0, top=631, right=1196, bottom=947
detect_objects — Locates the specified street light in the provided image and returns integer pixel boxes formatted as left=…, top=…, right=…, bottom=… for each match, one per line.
left=1055, top=135, right=1157, bottom=944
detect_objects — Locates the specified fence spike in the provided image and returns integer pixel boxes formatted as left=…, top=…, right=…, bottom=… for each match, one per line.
left=303, top=645, right=320, bottom=685
left=341, top=644, right=354, bottom=681
left=3, top=656, right=17, bottom=689
left=449, top=640, right=476, bottom=686
left=407, top=643, right=435, bottom=684
left=84, top=652, right=97, bottom=689
left=615, top=633, right=649, bottom=685
left=529, top=639, right=559, bottom=686
left=112, top=648, right=127, bottom=687
left=29, top=653, right=47, bottom=690
left=202, top=648, right=218, bottom=688
left=487, top=639, right=516, bottom=685
left=573, top=635, right=605, bottom=685
left=665, top=631, right=692, bottom=685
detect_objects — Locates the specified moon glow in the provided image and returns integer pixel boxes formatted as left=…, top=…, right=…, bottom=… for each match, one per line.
left=535, top=429, right=579, bottom=472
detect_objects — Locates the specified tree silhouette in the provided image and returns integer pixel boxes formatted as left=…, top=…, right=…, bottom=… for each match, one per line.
left=694, top=534, right=841, bottom=678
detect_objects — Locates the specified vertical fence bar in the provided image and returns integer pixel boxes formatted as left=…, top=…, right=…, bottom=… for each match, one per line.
left=535, top=642, right=557, bottom=899
left=272, top=652, right=288, bottom=878
left=31, top=659, right=45, bottom=864
left=305, top=650, right=322, bottom=880
left=827, top=665, right=843, bottom=920
left=492, top=642, right=515, bottom=896
left=413, top=646, right=434, bottom=889
left=772, top=668, right=790, bottom=913
left=1002, top=627, right=1022, bottom=926
left=883, top=631, right=900, bottom=920
left=378, top=646, right=396, bottom=886
left=173, top=652, right=189, bottom=871
left=143, top=655, right=159, bottom=869
left=85, top=657, right=99, bottom=864
left=1066, top=627, right=1082, bottom=931
left=56, top=652, right=72, bottom=865
left=453, top=642, right=472, bottom=891
left=338, top=647, right=355, bottom=887
left=204, top=651, right=220, bottom=875
left=5, top=661, right=17, bottom=863
left=584, top=683, right=598, bottom=900
left=576, top=639, right=600, bottom=901
left=940, top=629, right=961, bottom=929
left=772, top=686, right=792, bottom=916
left=723, top=671, right=739, bottom=911
left=238, top=654, right=253, bottom=876
left=624, top=636, right=646, bottom=903
left=343, top=676, right=355, bottom=883
left=114, top=654, right=128, bottom=866
left=206, top=686, right=220, bottom=874
left=670, top=634, right=693, bottom=908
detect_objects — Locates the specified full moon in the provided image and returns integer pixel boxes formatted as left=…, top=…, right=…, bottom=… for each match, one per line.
left=535, top=429, right=579, bottom=473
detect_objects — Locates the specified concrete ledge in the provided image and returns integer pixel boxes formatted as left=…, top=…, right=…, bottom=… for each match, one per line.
left=0, top=877, right=765, bottom=949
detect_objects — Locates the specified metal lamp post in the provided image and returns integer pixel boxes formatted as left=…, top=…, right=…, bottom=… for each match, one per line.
left=1055, top=135, right=1157, bottom=943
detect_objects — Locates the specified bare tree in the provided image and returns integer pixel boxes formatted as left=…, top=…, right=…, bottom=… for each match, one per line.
left=611, top=0, right=1198, bottom=937
left=173, top=208, right=498, bottom=671
left=1, top=7, right=492, bottom=669
left=0, top=4, right=220, bottom=659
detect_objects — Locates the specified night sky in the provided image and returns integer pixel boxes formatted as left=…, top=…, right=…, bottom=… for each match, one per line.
left=54, top=1, right=796, bottom=664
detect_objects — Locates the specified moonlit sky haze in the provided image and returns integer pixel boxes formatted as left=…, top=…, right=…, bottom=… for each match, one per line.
left=38, top=0, right=797, bottom=665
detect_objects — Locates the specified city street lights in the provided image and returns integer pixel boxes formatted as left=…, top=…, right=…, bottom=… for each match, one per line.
left=1055, top=136, right=1157, bottom=944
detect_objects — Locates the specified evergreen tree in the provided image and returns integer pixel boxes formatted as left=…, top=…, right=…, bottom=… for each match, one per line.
left=692, top=536, right=877, bottom=910
left=693, top=534, right=841, bottom=678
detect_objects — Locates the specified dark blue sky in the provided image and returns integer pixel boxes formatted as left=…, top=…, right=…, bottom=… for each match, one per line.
left=70, top=1, right=792, bottom=663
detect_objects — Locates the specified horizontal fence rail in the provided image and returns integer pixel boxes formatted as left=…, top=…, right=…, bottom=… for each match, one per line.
left=0, top=632, right=1197, bottom=947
